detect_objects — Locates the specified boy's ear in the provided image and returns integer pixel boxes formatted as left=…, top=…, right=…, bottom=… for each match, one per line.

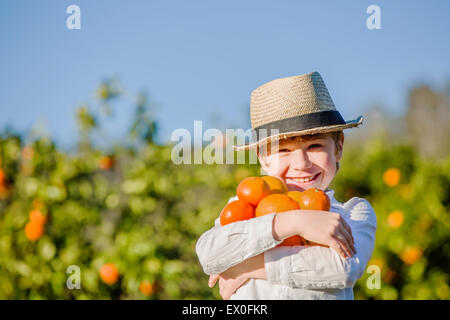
left=335, top=133, right=345, bottom=161
left=257, top=149, right=270, bottom=170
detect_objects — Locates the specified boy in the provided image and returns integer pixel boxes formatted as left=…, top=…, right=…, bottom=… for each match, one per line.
left=195, top=72, right=377, bottom=300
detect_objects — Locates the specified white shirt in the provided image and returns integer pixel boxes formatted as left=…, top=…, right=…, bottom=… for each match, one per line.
left=195, top=189, right=377, bottom=300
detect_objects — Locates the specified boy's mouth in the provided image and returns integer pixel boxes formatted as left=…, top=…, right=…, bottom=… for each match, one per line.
left=286, top=172, right=321, bottom=186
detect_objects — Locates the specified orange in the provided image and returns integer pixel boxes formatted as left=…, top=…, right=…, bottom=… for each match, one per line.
left=139, top=281, right=154, bottom=296
left=286, top=191, right=303, bottom=205
left=261, top=176, right=288, bottom=194
left=100, top=263, right=119, bottom=285
left=98, top=156, right=115, bottom=171
left=255, top=194, right=301, bottom=247
left=25, top=221, right=44, bottom=241
left=278, top=235, right=304, bottom=246
left=287, top=189, right=330, bottom=248
left=401, top=247, right=422, bottom=265
left=220, top=200, right=255, bottom=226
left=290, top=188, right=330, bottom=211
left=0, top=168, right=6, bottom=186
left=236, top=177, right=271, bottom=207
left=255, top=194, right=299, bottom=217
left=387, top=210, right=404, bottom=229
left=29, top=210, right=47, bottom=225
left=383, top=168, right=401, bottom=187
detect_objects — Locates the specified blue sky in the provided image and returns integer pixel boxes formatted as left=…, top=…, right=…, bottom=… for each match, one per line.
left=1, top=0, right=449, bottom=149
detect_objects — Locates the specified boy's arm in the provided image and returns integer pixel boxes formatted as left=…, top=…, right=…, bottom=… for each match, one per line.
left=263, top=198, right=377, bottom=289
left=195, top=197, right=284, bottom=275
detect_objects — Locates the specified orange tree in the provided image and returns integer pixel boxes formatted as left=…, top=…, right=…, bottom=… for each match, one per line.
left=331, top=139, right=450, bottom=299
left=0, top=81, right=448, bottom=299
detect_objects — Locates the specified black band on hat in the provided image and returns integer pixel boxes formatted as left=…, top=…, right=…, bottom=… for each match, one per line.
left=251, top=110, right=346, bottom=142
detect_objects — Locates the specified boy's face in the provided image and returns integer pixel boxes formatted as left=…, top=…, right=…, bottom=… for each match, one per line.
left=257, top=133, right=344, bottom=192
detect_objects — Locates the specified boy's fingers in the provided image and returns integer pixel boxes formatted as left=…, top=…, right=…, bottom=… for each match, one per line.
left=209, top=274, right=219, bottom=288
left=340, top=219, right=354, bottom=244
left=339, top=226, right=355, bottom=254
left=333, top=234, right=352, bottom=258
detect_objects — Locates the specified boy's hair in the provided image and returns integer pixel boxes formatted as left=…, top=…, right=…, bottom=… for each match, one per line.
left=257, top=130, right=344, bottom=157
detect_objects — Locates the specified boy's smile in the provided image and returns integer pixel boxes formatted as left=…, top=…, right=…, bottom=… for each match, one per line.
left=257, top=133, right=343, bottom=192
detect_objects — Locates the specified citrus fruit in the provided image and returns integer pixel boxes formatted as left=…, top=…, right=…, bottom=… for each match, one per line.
left=387, top=210, right=404, bottom=229
left=383, top=168, right=401, bottom=187
left=139, top=281, right=154, bottom=296
left=278, top=235, right=304, bottom=246
left=98, top=156, right=115, bottom=171
left=100, top=263, right=119, bottom=285
left=236, top=177, right=271, bottom=207
left=261, top=176, right=288, bottom=194
left=286, top=191, right=304, bottom=205
left=220, top=199, right=255, bottom=226
left=255, top=194, right=301, bottom=246
left=255, top=193, right=299, bottom=217
left=0, top=169, right=5, bottom=185
left=29, top=210, right=47, bottom=225
left=287, top=189, right=330, bottom=247
left=290, top=188, right=330, bottom=211
left=401, top=247, right=422, bottom=265
left=25, top=221, right=44, bottom=241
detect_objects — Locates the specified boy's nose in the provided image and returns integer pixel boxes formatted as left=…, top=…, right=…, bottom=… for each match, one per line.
left=290, top=149, right=312, bottom=170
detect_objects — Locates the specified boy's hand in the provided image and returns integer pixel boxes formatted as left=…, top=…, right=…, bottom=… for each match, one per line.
left=296, top=210, right=356, bottom=258
left=208, top=254, right=266, bottom=300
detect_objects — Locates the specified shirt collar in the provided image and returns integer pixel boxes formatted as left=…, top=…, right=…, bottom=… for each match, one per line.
left=325, top=188, right=340, bottom=207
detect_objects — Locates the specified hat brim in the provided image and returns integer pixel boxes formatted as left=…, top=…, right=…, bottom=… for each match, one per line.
left=232, top=116, right=364, bottom=151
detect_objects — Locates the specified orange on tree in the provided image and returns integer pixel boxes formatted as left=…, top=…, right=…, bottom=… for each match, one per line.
left=98, top=156, right=115, bottom=171
left=220, top=200, right=255, bottom=226
left=255, top=193, right=302, bottom=246
left=387, top=210, right=404, bottom=229
left=383, top=168, right=401, bottom=187
left=139, top=281, right=154, bottom=296
left=401, top=247, right=422, bottom=265
left=29, top=210, right=47, bottom=225
left=236, top=177, right=271, bottom=207
left=25, top=221, right=44, bottom=241
left=261, top=176, right=288, bottom=194
left=0, top=168, right=5, bottom=185
left=100, top=263, right=119, bottom=285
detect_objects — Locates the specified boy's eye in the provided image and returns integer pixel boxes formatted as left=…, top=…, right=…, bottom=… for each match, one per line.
left=279, top=149, right=290, bottom=153
left=308, top=144, right=322, bottom=149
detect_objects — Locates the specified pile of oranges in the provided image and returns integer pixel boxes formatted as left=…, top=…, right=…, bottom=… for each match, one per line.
left=220, top=176, right=330, bottom=247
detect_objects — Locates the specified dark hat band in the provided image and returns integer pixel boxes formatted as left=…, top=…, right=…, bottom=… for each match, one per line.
left=251, top=110, right=346, bottom=142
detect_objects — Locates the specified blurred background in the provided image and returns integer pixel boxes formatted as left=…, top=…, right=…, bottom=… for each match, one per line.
left=0, top=0, right=449, bottom=299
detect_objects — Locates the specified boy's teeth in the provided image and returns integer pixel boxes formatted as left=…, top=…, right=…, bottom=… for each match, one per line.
left=292, top=174, right=316, bottom=183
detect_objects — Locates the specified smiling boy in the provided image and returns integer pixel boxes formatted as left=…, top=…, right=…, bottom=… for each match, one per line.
left=195, top=72, right=377, bottom=300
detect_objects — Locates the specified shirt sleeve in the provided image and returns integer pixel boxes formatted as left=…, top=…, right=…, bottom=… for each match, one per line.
left=195, top=196, right=283, bottom=275
left=264, top=197, right=377, bottom=289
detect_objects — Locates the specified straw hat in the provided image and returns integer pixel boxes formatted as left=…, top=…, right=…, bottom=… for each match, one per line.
left=233, top=71, right=364, bottom=151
